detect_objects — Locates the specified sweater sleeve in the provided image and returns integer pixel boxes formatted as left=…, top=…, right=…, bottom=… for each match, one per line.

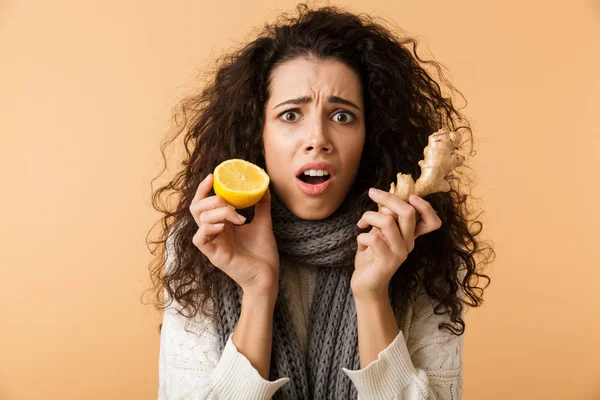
left=341, top=291, right=463, bottom=400
left=157, top=230, right=290, bottom=399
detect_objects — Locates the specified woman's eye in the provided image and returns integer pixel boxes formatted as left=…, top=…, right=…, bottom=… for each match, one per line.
left=331, top=111, right=355, bottom=124
left=280, top=111, right=302, bottom=122
left=278, top=110, right=355, bottom=123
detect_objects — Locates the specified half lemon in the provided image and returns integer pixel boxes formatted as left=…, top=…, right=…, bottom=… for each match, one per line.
left=213, top=159, right=270, bottom=209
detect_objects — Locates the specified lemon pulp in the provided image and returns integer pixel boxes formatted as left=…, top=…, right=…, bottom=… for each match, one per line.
left=213, top=159, right=270, bottom=209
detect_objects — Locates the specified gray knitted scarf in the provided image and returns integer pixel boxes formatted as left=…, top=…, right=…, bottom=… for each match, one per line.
left=214, top=190, right=400, bottom=399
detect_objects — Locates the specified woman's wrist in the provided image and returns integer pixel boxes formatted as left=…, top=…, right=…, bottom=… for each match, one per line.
left=233, top=283, right=278, bottom=380
left=242, top=287, right=279, bottom=309
left=241, top=263, right=280, bottom=301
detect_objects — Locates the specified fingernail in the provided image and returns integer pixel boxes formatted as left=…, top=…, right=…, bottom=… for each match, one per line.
left=238, top=215, right=246, bottom=222
left=409, top=195, right=420, bottom=202
left=369, top=188, right=378, bottom=195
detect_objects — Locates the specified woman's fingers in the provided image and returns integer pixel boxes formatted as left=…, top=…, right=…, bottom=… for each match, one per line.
left=357, top=230, right=390, bottom=256
left=190, top=173, right=248, bottom=253
left=190, top=174, right=219, bottom=226
left=193, top=206, right=244, bottom=252
left=192, top=173, right=214, bottom=203
left=368, top=189, right=416, bottom=249
left=189, top=174, right=244, bottom=228
left=194, top=223, right=225, bottom=247
left=367, top=189, right=442, bottom=242
left=190, top=195, right=228, bottom=222
left=357, top=211, right=403, bottom=249
left=199, top=206, right=246, bottom=226
left=193, top=205, right=246, bottom=249
left=408, top=195, right=443, bottom=237
left=204, top=223, right=225, bottom=236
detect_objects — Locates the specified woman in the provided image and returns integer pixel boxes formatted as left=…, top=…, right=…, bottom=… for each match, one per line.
left=149, top=3, right=493, bottom=399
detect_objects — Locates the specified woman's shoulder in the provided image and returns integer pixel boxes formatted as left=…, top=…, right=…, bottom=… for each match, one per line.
left=163, top=286, right=219, bottom=338
left=164, top=224, right=219, bottom=332
left=160, top=295, right=222, bottom=376
left=402, top=280, right=464, bottom=349
left=405, top=267, right=466, bottom=321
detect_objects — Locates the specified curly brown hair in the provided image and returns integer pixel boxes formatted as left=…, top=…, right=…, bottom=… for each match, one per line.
left=144, top=3, right=494, bottom=336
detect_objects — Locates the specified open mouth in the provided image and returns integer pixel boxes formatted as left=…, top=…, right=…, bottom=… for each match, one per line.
left=298, top=174, right=331, bottom=185
left=296, top=168, right=334, bottom=195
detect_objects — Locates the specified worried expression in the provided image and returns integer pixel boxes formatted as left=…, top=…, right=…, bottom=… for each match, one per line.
left=262, top=56, right=366, bottom=220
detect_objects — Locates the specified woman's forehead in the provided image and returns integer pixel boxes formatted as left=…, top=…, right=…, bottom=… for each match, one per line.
left=267, top=57, right=362, bottom=106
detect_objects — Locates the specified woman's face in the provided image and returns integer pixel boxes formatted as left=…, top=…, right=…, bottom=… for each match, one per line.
left=262, top=56, right=366, bottom=220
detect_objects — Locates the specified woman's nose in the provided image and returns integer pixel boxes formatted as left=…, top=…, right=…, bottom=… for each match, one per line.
left=303, top=123, right=332, bottom=154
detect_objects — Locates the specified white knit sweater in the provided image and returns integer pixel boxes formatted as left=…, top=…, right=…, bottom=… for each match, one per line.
left=158, top=240, right=464, bottom=399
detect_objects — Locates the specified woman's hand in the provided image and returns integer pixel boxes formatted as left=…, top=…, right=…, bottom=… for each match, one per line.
left=190, top=174, right=280, bottom=296
left=351, top=188, right=442, bottom=299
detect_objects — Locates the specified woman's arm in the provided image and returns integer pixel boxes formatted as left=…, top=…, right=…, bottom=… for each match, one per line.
left=158, top=295, right=289, bottom=399
left=158, top=233, right=289, bottom=399
left=353, top=291, right=401, bottom=368
left=232, top=288, right=278, bottom=380
left=342, top=289, right=463, bottom=400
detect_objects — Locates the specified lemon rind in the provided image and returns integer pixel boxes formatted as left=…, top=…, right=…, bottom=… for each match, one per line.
left=214, top=159, right=270, bottom=196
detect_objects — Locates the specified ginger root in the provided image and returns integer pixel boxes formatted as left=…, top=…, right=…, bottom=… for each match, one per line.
left=378, top=127, right=464, bottom=216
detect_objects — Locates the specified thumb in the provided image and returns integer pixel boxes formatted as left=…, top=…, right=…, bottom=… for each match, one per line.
left=253, top=186, right=272, bottom=225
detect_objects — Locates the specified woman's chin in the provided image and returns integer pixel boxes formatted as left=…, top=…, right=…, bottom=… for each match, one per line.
left=287, top=198, right=342, bottom=221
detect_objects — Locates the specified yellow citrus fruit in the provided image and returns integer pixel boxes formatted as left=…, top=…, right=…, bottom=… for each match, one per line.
left=213, top=159, right=270, bottom=209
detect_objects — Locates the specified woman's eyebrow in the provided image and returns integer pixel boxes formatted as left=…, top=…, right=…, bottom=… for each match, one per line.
left=272, top=95, right=361, bottom=111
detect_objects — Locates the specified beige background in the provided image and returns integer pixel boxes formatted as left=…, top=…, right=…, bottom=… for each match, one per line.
left=1, top=0, right=598, bottom=399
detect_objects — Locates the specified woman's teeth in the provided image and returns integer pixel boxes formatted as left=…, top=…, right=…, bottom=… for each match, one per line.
left=303, top=169, right=330, bottom=177
left=299, top=169, right=331, bottom=184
